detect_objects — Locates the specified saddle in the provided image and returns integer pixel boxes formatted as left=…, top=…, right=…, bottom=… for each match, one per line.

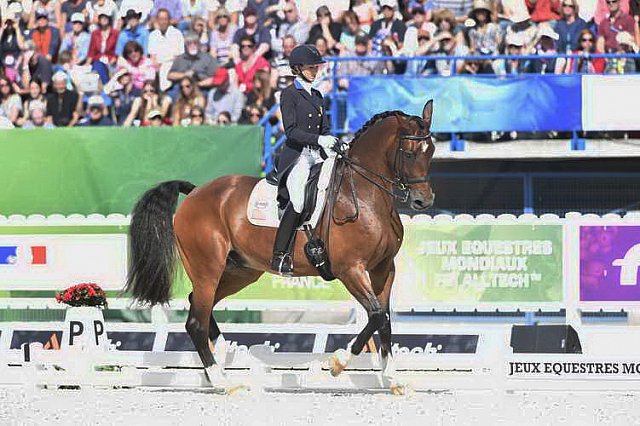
left=247, top=156, right=337, bottom=230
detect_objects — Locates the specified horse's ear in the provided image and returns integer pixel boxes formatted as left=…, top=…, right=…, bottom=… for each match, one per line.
left=422, top=100, right=433, bottom=130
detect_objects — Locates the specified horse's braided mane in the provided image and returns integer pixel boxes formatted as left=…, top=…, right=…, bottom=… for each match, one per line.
left=351, top=110, right=422, bottom=143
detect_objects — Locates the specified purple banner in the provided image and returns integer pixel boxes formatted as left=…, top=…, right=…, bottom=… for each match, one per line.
left=580, top=226, right=640, bottom=301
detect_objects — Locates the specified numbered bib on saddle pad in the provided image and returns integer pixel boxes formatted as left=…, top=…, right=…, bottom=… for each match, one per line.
left=247, top=157, right=336, bottom=229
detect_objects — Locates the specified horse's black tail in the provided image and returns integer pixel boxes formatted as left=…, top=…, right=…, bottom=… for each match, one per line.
left=125, top=180, right=196, bottom=306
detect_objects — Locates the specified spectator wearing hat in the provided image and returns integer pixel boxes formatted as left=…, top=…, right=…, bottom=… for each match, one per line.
left=430, top=0, right=474, bottom=21
left=231, top=7, right=271, bottom=61
left=234, top=34, right=270, bottom=94
left=29, top=1, right=62, bottom=30
left=306, top=6, right=342, bottom=53
left=501, top=31, right=532, bottom=74
left=20, top=40, right=54, bottom=91
left=204, top=66, right=245, bottom=124
left=107, top=68, right=140, bottom=124
left=605, top=30, right=639, bottom=72
left=149, top=9, right=184, bottom=92
left=118, top=0, right=154, bottom=24
left=46, top=71, right=81, bottom=126
left=79, top=94, right=114, bottom=126
left=59, top=12, right=90, bottom=66
left=146, top=108, right=164, bottom=127
left=115, top=9, right=149, bottom=56
left=369, top=0, right=407, bottom=56
left=597, top=0, right=635, bottom=52
left=30, top=8, right=61, bottom=61
left=150, top=0, right=183, bottom=27
left=87, top=10, right=119, bottom=83
left=60, top=0, right=87, bottom=34
left=86, top=0, right=119, bottom=27
left=209, top=8, right=236, bottom=64
left=468, top=0, right=502, bottom=56
left=22, top=100, right=55, bottom=128
left=171, top=76, right=206, bottom=126
left=117, top=40, right=155, bottom=90
left=124, top=79, right=171, bottom=127
left=168, top=32, right=218, bottom=93
left=528, top=25, right=562, bottom=73
left=273, top=3, right=310, bottom=53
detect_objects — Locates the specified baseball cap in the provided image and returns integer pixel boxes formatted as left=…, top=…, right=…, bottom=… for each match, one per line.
left=211, top=67, right=229, bottom=85
left=243, top=6, right=257, bottom=17
left=380, top=0, right=397, bottom=9
left=71, top=12, right=85, bottom=23
left=538, top=25, right=559, bottom=40
left=52, top=71, right=68, bottom=82
left=88, top=95, right=105, bottom=107
left=124, top=9, right=142, bottom=20
left=35, top=8, right=48, bottom=19
left=506, top=32, right=525, bottom=47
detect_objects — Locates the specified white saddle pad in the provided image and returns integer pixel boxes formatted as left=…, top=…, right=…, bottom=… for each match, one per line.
left=247, top=157, right=336, bottom=229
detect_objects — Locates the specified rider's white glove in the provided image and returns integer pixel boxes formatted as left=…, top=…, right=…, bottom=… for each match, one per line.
left=317, top=135, right=338, bottom=151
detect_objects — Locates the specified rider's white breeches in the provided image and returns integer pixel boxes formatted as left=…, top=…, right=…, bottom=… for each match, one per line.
left=287, top=146, right=324, bottom=213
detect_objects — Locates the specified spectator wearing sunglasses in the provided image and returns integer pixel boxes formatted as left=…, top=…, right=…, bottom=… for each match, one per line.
left=558, top=28, right=606, bottom=72
left=215, top=111, right=231, bottom=126
left=273, top=3, right=310, bottom=52
left=306, top=6, right=342, bottom=54
left=597, top=0, right=635, bottom=52
left=188, top=105, right=205, bottom=126
left=231, top=7, right=271, bottom=62
left=171, top=76, right=205, bottom=126
left=555, top=0, right=588, bottom=52
left=234, top=35, right=270, bottom=94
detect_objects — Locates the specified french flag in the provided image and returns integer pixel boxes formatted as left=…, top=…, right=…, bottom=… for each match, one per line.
left=0, top=246, right=47, bottom=265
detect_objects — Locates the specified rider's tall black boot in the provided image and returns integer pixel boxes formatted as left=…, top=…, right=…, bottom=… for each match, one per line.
left=271, top=205, right=302, bottom=276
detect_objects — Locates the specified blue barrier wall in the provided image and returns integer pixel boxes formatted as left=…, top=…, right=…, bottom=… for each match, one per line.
left=347, top=75, right=583, bottom=133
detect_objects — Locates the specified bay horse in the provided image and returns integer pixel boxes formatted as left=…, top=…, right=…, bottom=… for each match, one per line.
left=125, top=100, right=435, bottom=393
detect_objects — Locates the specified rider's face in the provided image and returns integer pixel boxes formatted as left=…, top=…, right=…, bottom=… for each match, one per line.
left=300, top=64, right=320, bottom=81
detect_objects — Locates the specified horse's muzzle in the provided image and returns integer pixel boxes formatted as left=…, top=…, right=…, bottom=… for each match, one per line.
left=410, top=192, right=435, bottom=211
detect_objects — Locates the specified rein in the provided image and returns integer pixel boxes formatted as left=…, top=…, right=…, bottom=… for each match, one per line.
left=333, top=131, right=432, bottom=205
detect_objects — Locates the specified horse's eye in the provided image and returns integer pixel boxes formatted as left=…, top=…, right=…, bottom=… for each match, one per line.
left=404, top=151, right=415, bottom=160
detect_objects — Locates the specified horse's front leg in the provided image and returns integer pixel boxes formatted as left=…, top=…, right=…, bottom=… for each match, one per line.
left=329, top=263, right=386, bottom=376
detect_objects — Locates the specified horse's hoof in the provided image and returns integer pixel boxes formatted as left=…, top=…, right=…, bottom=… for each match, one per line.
left=225, top=383, right=250, bottom=396
left=329, top=349, right=350, bottom=377
left=204, top=365, right=226, bottom=384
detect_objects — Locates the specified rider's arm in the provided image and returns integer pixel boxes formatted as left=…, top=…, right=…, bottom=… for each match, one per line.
left=280, top=88, right=320, bottom=147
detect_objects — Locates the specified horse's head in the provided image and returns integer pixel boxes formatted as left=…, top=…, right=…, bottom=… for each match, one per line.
left=390, top=100, right=436, bottom=211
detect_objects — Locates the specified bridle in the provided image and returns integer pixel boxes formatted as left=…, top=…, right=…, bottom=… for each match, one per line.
left=334, top=128, right=432, bottom=204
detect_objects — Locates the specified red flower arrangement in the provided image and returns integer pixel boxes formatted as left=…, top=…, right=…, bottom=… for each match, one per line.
left=55, top=283, right=108, bottom=308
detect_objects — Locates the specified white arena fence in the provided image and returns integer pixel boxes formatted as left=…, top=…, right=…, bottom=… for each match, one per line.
left=1, top=212, right=640, bottom=391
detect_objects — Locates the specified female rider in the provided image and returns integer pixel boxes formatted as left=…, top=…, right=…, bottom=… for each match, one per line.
left=271, top=44, right=338, bottom=276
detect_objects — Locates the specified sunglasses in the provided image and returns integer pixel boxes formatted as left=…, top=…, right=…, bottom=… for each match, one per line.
left=143, top=88, right=155, bottom=93
left=581, top=37, right=594, bottom=42
left=249, top=112, right=261, bottom=117
left=317, top=13, right=330, bottom=17
left=562, top=3, right=574, bottom=6
left=284, top=9, right=294, bottom=13
left=241, top=44, right=254, bottom=48
left=191, top=114, right=203, bottom=118
left=606, top=0, right=618, bottom=4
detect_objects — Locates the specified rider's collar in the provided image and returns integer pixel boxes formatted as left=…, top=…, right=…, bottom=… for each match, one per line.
left=294, top=77, right=313, bottom=95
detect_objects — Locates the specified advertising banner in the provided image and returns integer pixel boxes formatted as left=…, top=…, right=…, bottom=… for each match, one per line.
left=394, top=224, right=564, bottom=308
left=580, top=226, right=640, bottom=302
left=0, top=229, right=127, bottom=291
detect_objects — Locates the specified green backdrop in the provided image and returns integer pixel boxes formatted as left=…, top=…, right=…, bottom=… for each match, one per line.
left=0, top=126, right=262, bottom=215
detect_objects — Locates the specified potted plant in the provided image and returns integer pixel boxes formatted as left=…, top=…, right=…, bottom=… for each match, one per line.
left=56, top=283, right=108, bottom=350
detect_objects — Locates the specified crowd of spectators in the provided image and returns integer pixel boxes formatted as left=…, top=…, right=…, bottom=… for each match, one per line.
left=0, top=0, right=637, bottom=129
